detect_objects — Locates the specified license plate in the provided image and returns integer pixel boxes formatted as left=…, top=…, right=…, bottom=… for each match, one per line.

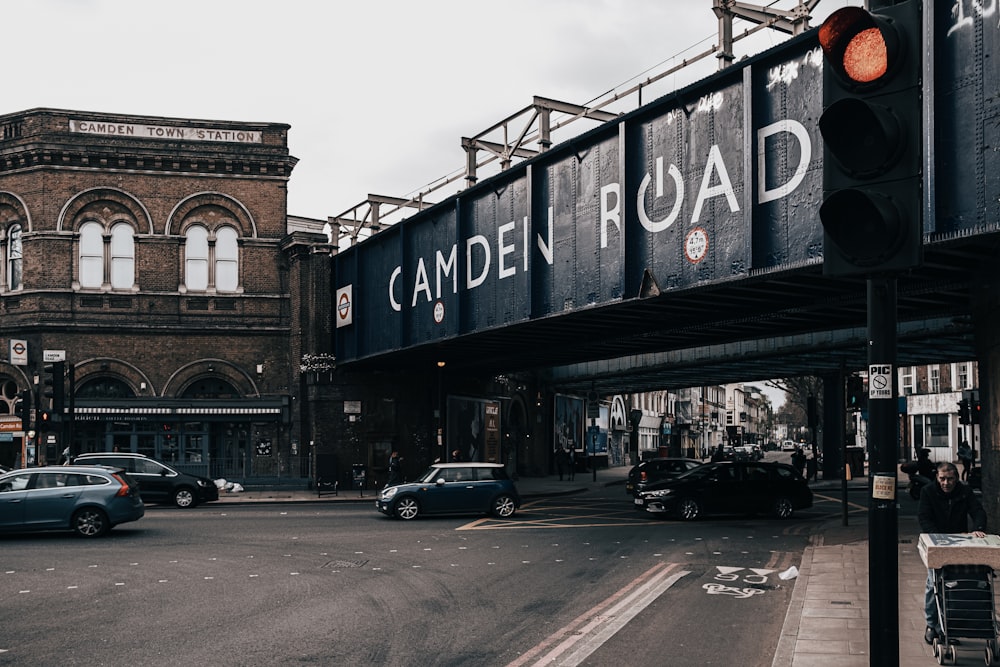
left=634, top=497, right=643, bottom=505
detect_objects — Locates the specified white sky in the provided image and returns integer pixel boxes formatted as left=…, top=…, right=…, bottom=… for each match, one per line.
left=9, top=0, right=858, bottom=222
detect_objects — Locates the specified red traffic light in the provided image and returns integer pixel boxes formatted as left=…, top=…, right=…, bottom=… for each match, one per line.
left=819, top=7, right=901, bottom=87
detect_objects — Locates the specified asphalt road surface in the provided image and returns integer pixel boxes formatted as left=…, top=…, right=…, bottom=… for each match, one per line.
left=0, top=483, right=867, bottom=667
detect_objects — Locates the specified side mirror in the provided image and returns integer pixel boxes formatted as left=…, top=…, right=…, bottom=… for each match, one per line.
left=435, top=478, right=446, bottom=486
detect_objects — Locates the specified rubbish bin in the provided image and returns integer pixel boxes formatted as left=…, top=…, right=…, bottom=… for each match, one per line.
left=846, top=447, right=865, bottom=478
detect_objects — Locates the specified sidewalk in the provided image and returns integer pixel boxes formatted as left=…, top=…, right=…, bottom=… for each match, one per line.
left=771, top=479, right=936, bottom=666
left=212, top=467, right=952, bottom=665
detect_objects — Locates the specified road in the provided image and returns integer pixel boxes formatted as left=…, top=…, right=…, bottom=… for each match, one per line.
left=0, top=481, right=868, bottom=667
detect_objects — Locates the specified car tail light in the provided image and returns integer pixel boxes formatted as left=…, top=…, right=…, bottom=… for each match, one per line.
left=111, top=473, right=132, bottom=497
left=639, top=471, right=648, bottom=482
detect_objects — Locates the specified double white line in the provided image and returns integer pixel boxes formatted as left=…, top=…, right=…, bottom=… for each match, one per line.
left=506, top=561, right=689, bottom=667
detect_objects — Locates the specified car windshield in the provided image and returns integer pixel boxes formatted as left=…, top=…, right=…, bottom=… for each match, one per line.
left=418, top=467, right=445, bottom=483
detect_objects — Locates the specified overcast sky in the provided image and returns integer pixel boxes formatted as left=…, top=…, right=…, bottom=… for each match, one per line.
left=11, top=0, right=858, bottom=224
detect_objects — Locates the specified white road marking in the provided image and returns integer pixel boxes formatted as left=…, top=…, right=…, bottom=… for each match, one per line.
left=506, top=562, right=689, bottom=667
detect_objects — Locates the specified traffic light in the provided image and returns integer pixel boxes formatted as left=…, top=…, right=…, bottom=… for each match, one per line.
left=13, top=390, right=30, bottom=431
left=43, top=361, right=65, bottom=414
left=958, top=399, right=971, bottom=425
left=817, top=1, right=923, bottom=276
left=846, top=375, right=865, bottom=410
left=38, top=409, right=51, bottom=432
left=971, top=399, right=982, bottom=425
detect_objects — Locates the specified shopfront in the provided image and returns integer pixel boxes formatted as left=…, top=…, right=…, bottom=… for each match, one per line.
left=72, top=398, right=295, bottom=482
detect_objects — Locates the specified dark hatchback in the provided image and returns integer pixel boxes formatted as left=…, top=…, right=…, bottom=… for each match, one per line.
left=376, top=462, right=520, bottom=520
left=635, top=461, right=812, bottom=520
left=73, top=453, right=218, bottom=508
left=625, top=457, right=703, bottom=496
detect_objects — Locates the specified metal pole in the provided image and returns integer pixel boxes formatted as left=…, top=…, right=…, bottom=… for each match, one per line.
left=868, top=277, right=899, bottom=667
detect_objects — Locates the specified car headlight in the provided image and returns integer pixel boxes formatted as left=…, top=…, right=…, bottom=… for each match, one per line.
left=197, top=480, right=209, bottom=487
left=380, top=487, right=398, bottom=501
left=645, top=488, right=674, bottom=498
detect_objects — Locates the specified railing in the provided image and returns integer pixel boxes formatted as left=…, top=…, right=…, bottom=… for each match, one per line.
left=198, top=456, right=312, bottom=483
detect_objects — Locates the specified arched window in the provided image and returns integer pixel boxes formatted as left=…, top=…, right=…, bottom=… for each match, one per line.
left=78, top=220, right=135, bottom=290
left=6, top=224, right=22, bottom=291
left=184, top=224, right=240, bottom=293
left=215, top=226, right=239, bottom=292
left=184, top=225, right=209, bottom=291
left=79, top=222, right=104, bottom=288
left=110, top=223, right=135, bottom=289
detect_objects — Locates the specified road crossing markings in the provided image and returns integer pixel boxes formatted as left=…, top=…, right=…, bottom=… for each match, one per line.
left=506, top=562, right=689, bottom=667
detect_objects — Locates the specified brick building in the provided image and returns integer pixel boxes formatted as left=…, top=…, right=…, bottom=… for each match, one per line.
left=0, top=108, right=328, bottom=483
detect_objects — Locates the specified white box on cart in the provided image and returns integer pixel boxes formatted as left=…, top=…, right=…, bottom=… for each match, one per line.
left=918, top=533, right=1000, bottom=570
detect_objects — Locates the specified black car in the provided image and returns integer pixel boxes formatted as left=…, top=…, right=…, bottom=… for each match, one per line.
left=625, top=458, right=703, bottom=496
left=634, top=461, right=812, bottom=520
left=73, top=453, right=218, bottom=508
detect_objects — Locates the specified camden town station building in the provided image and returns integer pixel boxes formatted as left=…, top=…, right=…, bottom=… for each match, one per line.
left=0, top=108, right=556, bottom=487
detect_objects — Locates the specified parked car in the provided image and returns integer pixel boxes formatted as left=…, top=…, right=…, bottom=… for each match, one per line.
left=634, top=461, right=812, bottom=521
left=73, top=452, right=218, bottom=508
left=625, top=458, right=703, bottom=496
left=781, top=440, right=798, bottom=451
left=376, top=462, right=520, bottom=520
left=0, top=465, right=144, bottom=537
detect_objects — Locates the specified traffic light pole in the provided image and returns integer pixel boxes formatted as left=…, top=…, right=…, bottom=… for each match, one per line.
left=868, top=276, right=899, bottom=666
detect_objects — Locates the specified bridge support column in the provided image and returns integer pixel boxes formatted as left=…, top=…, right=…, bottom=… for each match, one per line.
left=973, top=278, right=1000, bottom=529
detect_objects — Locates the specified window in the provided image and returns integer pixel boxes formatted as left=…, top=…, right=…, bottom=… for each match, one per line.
left=185, top=225, right=209, bottom=291
left=110, top=223, right=134, bottom=289
left=955, top=363, right=973, bottom=391
left=79, top=221, right=135, bottom=289
left=929, top=366, right=940, bottom=394
left=184, top=225, right=239, bottom=293
left=900, top=367, right=916, bottom=396
left=215, top=227, right=238, bottom=292
left=6, top=223, right=21, bottom=290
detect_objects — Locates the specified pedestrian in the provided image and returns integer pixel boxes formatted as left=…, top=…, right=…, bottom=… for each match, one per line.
left=555, top=447, right=569, bottom=481
left=918, top=461, right=987, bottom=646
left=958, top=440, right=973, bottom=481
left=566, top=448, right=576, bottom=481
left=451, top=449, right=463, bottom=463
left=791, top=447, right=806, bottom=477
left=386, top=451, right=403, bottom=487
left=806, top=454, right=818, bottom=482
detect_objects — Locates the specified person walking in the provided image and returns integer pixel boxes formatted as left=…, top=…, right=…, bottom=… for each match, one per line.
left=566, top=448, right=576, bottom=481
left=555, top=447, right=569, bottom=481
left=791, top=446, right=806, bottom=477
left=386, top=451, right=403, bottom=487
left=918, top=461, right=987, bottom=645
left=958, top=440, right=973, bottom=481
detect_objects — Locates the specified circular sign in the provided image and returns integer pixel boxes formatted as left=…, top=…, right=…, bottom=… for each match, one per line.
left=11, top=342, right=25, bottom=355
left=337, top=291, right=351, bottom=320
left=685, top=227, right=709, bottom=264
left=433, top=300, right=445, bottom=324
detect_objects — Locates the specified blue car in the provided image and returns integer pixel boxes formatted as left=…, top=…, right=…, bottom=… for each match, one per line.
left=376, top=462, right=520, bottom=520
left=0, top=465, right=145, bottom=537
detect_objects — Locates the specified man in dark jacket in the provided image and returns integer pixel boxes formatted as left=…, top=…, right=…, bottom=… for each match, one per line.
left=918, top=461, right=987, bottom=645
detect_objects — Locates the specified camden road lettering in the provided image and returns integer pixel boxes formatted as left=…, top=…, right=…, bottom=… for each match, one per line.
left=387, top=117, right=811, bottom=313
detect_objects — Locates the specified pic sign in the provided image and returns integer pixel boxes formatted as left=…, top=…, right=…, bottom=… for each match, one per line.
left=868, top=364, right=892, bottom=399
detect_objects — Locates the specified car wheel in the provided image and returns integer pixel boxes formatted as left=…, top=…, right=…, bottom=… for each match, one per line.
left=395, top=496, right=420, bottom=520
left=72, top=507, right=109, bottom=537
left=172, top=487, right=197, bottom=508
left=492, top=494, right=517, bottom=518
left=677, top=497, right=702, bottom=521
left=773, top=496, right=795, bottom=519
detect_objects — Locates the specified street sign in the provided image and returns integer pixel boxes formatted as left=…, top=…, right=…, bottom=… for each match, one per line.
left=43, top=349, right=66, bottom=362
left=868, top=364, right=892, bottom=399
left=9, top=339, right=27, bottom=365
